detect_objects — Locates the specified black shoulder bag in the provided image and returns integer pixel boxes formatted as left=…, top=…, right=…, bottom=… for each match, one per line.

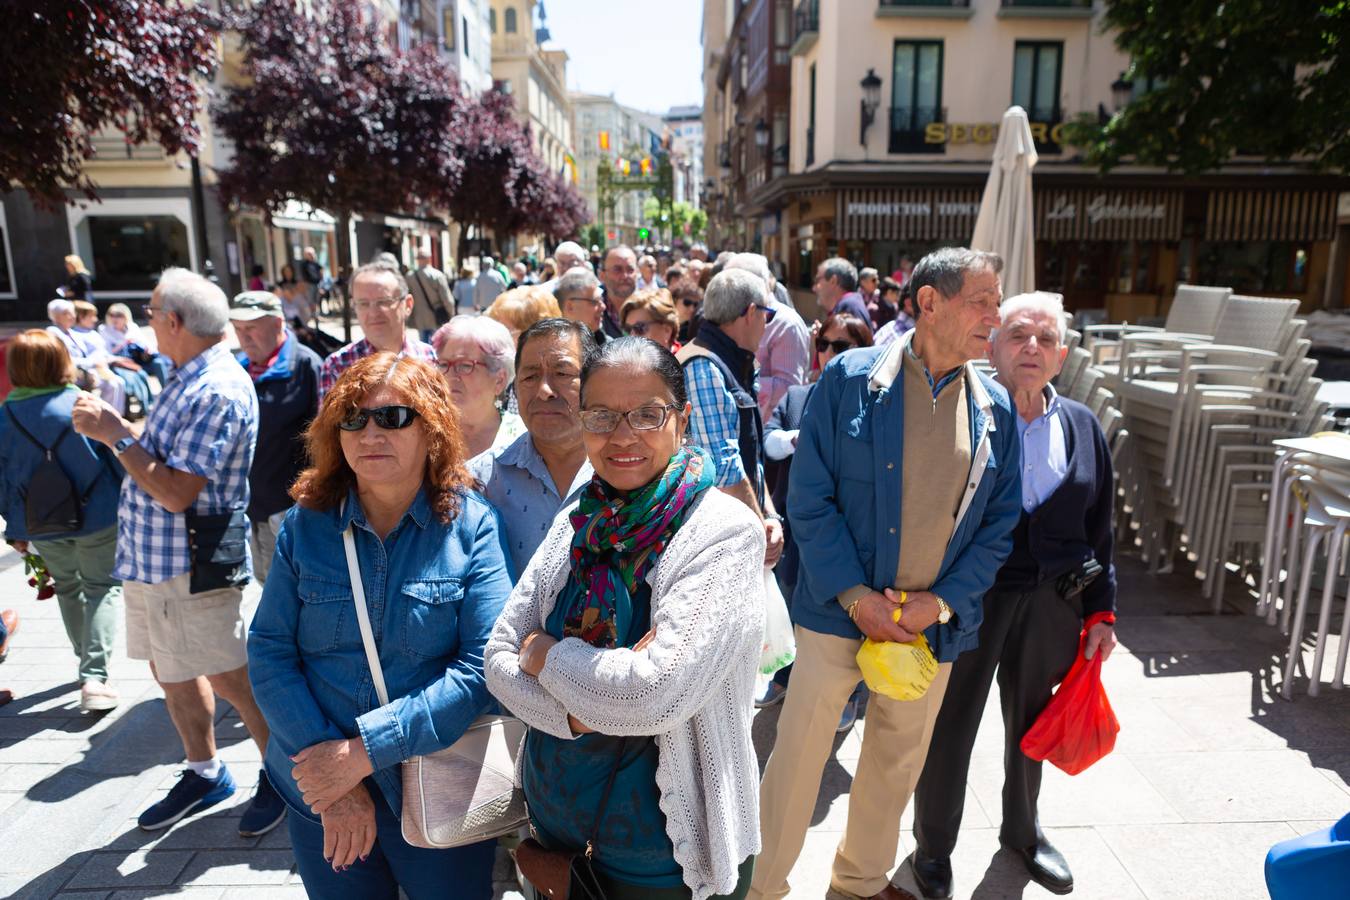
left=3, top=407, right=100, bottom=537
left=513, top=737, right=630, bottom=900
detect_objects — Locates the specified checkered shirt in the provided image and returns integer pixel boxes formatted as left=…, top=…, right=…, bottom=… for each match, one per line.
left=684, top=356, right=755, bottom=488
left=114, top=343, right=259, bottom=584
left=319, top=337, right=437, bottom=398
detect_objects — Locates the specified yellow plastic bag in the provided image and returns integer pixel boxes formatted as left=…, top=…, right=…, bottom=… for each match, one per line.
left=856, top=606, right=939, bottom=702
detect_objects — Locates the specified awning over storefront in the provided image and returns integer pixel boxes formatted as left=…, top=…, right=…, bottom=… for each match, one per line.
left=836, top=188, right=982, bottom=241
left=1205, top=189, right=1339, bottom=242
left=1035, top=188, right=1183, bottom=242
left=271, top=201, right=336, bottom=233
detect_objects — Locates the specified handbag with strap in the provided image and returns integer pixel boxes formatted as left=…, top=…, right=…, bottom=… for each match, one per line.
left=513, top=737, right=630, bottom=900
left=343, top=526, right=527, bottom=849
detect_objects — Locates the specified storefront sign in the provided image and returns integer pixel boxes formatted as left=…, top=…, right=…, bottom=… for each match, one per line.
left=845, top=200, right=981, bottom=219
left=839, top=188, right=983, bottom=241
left=925, top=122, right=1066, bottom=146
left=1043, top=194, right=1168, bottom=225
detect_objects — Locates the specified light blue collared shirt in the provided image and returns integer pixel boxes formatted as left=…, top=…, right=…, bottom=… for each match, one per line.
left=1014, top=384, right=1069, bottom=512
left=468, top=431, right=593, bottom=579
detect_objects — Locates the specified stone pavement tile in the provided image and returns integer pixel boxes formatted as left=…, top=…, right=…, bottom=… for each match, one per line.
left=0, top=762, right=60, bottom=791
left=0, top=791, right=24, bottom=817
left=65, top=850, right=193, bottom=890
left=218, top=887, right=306, bottom=899
left=108, top=889, right=224, bottom=899
left=1308, top=748, right=1350, bottom=793
left=174, top=850, right=294, bottom=887
left=1109, top=694, right=1205, bottom=755
left=105, top=815, right=263, bottom=852
left=1099, top=822, right=1297, bottom=900
left=1135, top=749, right=1350, bottom=823
left=1154, top=688, right=1350, bottom=753
left=966, top=752, right=1184, bottom=828
left=0, top=737, right=87, bottom=764
left=887, top=826, right=1147, bottom=900
left=785, top=828, right=850, bottom=898
left=1115, top=615, right=1243, bottom=654
left=0, top=686, right=82, bottom=717
left=52, top=893, right=110, bottom=899
left=1102, top=649, right=1259, bottom=700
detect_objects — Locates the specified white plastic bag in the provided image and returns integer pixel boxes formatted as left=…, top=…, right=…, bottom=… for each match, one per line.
left=759, top=567, right=796, bottom=675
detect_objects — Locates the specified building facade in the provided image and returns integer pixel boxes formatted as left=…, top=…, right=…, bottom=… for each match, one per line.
left=573, top=94, right=666, bottom=247
left=665, top=105, right=705, bottom=208
left=707, top=0, right=1350, bottom=317
left=489, top=0, right=574, bottom=181
left=438, top=0, right=495, bottom=95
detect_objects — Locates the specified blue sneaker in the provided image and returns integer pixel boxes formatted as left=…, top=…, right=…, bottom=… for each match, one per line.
left=138, top=766, right=236, bottom=831
left=238, top=768, right=287, bottom=837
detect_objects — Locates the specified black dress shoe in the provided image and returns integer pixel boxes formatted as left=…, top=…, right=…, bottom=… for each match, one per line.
left=908, top=849, right=953, bottom=899
left=1004, top=836, right=1074, bottom=894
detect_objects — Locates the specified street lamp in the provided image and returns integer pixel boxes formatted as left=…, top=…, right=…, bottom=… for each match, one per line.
left=859, top=68, right=882, bottom=147
left=754, top=117, right=769, bottom=149
left=1111, top=72, right=1134, bottom=112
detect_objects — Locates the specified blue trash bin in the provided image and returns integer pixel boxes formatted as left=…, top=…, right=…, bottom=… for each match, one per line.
left=1266, top=811, right=1350, bottom=899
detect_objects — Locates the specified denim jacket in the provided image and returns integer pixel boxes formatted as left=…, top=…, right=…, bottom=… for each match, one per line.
left=247, top=486, right=513, bottom=821
left=786, top=336, right=1023, bottom=663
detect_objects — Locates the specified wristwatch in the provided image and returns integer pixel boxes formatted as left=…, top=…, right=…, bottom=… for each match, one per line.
left=934, top=596, right=953, bottom=625
left=112, top=436, right=137, bottom=457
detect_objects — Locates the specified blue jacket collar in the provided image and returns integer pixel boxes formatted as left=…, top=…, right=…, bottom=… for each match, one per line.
left=339, top=485, right=433, bottom=533
left=236, top=330, right=297, bottom=383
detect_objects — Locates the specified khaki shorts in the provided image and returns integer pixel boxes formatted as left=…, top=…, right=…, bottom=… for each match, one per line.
left=123, top=572, right=247, bottom=683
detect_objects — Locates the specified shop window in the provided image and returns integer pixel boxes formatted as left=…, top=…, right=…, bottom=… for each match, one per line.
left=1012, top=42, right=1062, bottom=123
left=76, top=215, right=190, bottom=292
left=890, top=40, right=943, bottom=154
left=442, top=6, right=455, bottom=51
left=807, top=63, right=817, bottom=166
left=1197, top=241, right=1311, bottom=295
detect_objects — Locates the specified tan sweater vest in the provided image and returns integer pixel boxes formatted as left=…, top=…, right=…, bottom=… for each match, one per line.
left=896, top=350, right=972, bottom=591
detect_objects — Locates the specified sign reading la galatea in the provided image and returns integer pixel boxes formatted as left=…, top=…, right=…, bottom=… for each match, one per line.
left=846, top=201, right=981, bottom=218
left=1045, top=194, right=1168, bottom=223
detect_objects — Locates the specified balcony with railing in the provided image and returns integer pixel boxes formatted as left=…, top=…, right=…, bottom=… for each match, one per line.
left=89, top=131, right=167, bottom=164
left=888, top=106, right=945, bottom=154
left=790, top=0, right=818, bottom=56
left=998, top=0, right=1093, bottom=18
left=877, top=0, right=974, bottom=18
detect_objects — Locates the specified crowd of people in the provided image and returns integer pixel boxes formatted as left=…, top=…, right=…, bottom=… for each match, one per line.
left=0, top=241, right=1119, bottom=900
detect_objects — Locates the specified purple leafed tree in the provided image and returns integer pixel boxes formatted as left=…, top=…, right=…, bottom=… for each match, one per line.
left=214, top=0, right=464, bottom=335
left=0, top=0, right=219, bottom=208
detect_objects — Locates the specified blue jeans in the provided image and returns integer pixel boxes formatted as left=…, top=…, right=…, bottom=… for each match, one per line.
left=286, top=793, right=496, bottom=900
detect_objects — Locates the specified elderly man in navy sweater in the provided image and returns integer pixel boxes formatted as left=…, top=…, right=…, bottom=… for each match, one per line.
left=910, top=291, right=1118, bottom=899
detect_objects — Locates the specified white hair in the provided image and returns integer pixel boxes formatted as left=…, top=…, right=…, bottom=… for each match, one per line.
left=47, top=298, right=75, bottom=321
left=723, top=252, right=776, bottom=297
left=156, top=267, right=230, bottom=337
left=553, top=241, right=585, bottom=267
left=432, top=314, right=516, bottom=383
left=999, top=291, right=1068, bottom=343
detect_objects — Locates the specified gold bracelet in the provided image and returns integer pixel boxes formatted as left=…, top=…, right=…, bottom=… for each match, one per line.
left=846, top=597, right=863, bottom=622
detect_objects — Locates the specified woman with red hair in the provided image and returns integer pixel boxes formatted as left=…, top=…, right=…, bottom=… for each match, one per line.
left=247, top=353, right=512, bottom=898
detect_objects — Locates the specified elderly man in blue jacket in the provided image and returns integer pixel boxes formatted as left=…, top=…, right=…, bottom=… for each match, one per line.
left=752, top=247, right=1023, bottom=900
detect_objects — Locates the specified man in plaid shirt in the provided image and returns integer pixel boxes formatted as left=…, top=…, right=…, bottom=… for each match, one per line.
left=674, top=267, right=785, bottom=568
left=319, top=262, right=436, bottom=398
left=73, top=268, right=284, bottom=839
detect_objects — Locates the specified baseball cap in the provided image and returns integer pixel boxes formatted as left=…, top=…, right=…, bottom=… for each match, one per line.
left=229, top=291, right=283, bottom=321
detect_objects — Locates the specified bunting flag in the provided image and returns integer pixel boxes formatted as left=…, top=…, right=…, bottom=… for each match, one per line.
left=563, top=152, right=578, bottom=184
left=639, top=157, right=652, bottom=175
left=619, top=158, right=631, bottom=176
left=598, top=131, right=610, bottom=151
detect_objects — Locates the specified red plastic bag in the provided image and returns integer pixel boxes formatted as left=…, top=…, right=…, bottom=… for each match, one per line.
left=1020, top=611, right=1120, bottom=775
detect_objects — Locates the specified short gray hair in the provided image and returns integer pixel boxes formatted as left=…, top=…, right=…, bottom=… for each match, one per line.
left=909, top=247, right=1003, bottom=318
left=703, top=268, right=764, bottom=325
left=351, top=262, right=409, bottom=300
left=999, top=291, right=1068, bottom=343
left=47, top=298, right=74, bottom=320
left=723, top=252, right=775, bottom=298
left=156, top=267, right=230, bottom=337
left=859, top=267, right=879, bottom=282
left=431, top=314, right=517, bottom=382
left=553, top=241, right=585, bottom=267
left=555, top=267, right=599, bottom=300
left=819, top=257, right=858, bottom=292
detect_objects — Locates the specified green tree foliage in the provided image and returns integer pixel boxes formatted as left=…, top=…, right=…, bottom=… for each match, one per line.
left=1066, top=0, right=1350, bottom=173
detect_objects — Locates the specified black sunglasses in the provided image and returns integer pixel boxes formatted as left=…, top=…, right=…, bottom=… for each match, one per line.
left=816, top=338, right=855, bottom=355
left=338, top=405, right=419, bottom=431
left=679, top=299, right=700, bottom=309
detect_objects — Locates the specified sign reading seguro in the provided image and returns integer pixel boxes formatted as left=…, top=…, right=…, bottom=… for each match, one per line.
left=925, top=121, right=1067, bottom=145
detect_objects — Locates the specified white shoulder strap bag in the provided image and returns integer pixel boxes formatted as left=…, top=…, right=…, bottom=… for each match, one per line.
left=343, top=526, right=527, bottom=849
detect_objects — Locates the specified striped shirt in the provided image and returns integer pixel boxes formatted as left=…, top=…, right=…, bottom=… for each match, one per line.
left=113, top=343, right=259, bottom=584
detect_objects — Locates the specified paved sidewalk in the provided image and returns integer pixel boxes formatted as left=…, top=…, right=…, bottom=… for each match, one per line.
left=0, top=541, right=1346, bottom=899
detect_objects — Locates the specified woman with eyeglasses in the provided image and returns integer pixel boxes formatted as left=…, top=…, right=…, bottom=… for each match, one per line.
left=621, top=287, right=680, bottom=351
left=486, top=337, right=764, bottom=900
left=756, top=312, right=873, bottom=726
left=247, top=353, right=512, bottom=898
left=429, top=316, right=525, bottom=459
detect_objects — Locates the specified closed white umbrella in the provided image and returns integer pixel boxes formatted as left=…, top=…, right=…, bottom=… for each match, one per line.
left=971, top=106, right=1038, bottom=298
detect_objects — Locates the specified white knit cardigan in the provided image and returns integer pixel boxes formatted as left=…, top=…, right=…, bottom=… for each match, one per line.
left=484, top=488, right=766, bottom=900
